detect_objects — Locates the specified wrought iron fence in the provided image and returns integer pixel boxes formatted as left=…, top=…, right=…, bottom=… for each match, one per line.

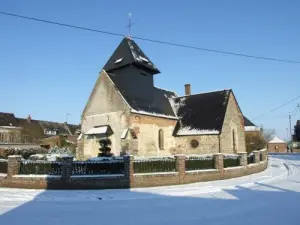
left=185, top=156, right=214, bottom=171
left=0, top=159, right=8, bottom=173
left=133, top=158, right=176, bottom=173
left=72, top=159, right=124, bottom=175
left=19, top=160, right=62, bottom=175
left=223, top=156, right=240, bottom=168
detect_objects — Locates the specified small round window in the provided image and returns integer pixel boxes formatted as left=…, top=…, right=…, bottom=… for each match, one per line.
left=191, top=140, right=199, bottom=148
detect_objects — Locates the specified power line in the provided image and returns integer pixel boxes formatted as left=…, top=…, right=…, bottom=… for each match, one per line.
left=1, top=11, right=300, bottom=64
left=254, top=115, right=288, bottom=120
left=252, top=95, right=300, bottom=120
left=291, top=104, right=299, bottom=117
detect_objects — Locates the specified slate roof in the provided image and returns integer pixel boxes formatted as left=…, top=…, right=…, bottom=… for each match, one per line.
left=0, top=112, right=80, bottom=140
left=100, top=38, right=241, bottom=133
left=244, top=116, right=256, bottom=127
left=16, top=118, right=80, bottom=138
left=0, top=112, right=18, bottom=127
left=171, top=90, right=231, bottom=135
left=107, top=67, right=177, bottom=119
left=103, top=37, right=160, bottom=75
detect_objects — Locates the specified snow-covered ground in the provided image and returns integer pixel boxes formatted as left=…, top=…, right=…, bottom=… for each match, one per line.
left=1, top=154, right=300, bottom=225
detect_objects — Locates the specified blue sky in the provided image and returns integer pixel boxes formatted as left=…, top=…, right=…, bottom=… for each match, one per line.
left=0, top=0, right=299, bottom=140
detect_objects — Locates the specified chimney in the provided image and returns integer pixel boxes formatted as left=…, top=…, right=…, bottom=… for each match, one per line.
left=185, top=84, right=191, bottom=96
left=27, top=115, right=31, bottom=123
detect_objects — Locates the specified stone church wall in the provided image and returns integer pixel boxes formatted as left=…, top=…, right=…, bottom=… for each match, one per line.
left=79, top=71, right=130, bottom=159
left=173, top=135, right=220, bottom=154
left=220, top=93, right=246, bottom=153
left=128, top=113, right=177, bottom=156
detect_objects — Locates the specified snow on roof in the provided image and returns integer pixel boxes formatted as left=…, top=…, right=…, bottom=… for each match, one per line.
left=269, top=137, right=285, bottom=144
left=169, top=97, right=186, bottom=115
left=244, top=126, right=260, bottom=132
left=127, top=38, right=158, bottom=70
left=154, top=86, right=179, bottom=97
left=0, top=126, right=22, bottom=129
left=85, top=126, right=108, bottom=135
left=131, top=109, right=178, bottom=120
left=115, top=58, right=123, bottom=64
left=121, top=129, right=128, bottom=139
left=176, top=126, right=220, bottom=136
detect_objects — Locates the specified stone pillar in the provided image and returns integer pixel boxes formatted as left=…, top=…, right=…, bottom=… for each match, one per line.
left=238, top=152, right=247, bottom=167
left=261, top=149, right=267, bottom=161
left=76, top=139, right=84, bottom=160
left=213, top=153, right=224, bottom=171
left=124, top=155, right=134, bottom=187
left=253, top=151, right=260, bottom=163
left=60, top=156, right=73, bottom=180
left=7, top=155, right=22, bottom=178
left=175, top=154, right=185, bottom=175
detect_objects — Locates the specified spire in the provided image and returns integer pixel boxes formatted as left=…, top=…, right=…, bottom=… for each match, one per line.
left=125, top=13, right=134, bottom=38
left=103, top=37, right=160, bottom=75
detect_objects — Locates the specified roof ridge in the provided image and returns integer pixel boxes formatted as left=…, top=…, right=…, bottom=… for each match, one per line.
left=16, top=117, right=78, bottom=126
left=154, top=86, right=179, bottom=97
left=172, top=89, right=231, bottom=99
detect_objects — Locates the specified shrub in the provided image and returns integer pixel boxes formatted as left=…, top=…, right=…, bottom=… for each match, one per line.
left=48, top=146, right=73, bottom=156
left=0, top=147, right=48, bottom=159
left=245, top=133, right=266, bottom=153
left=29, top=154, right=47, bottom=161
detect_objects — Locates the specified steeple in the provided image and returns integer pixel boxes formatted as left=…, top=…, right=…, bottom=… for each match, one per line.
left=103, top=37, right=160, bottom=75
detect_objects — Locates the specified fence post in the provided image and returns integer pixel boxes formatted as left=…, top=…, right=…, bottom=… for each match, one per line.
left=7, top=155, right=22, bottom=178
left=261, top=149, right=267, bottom=161
left=238, top=152, right=247, bottom=167
left=213, top=153, right=224, bottom=171
left=60, top=156, right=73, bottom=180
left=124, top=155, right=134, bottom=187
left=253, top=151, right=260, bottom=163
left=175, top=154, right=185, bottom=183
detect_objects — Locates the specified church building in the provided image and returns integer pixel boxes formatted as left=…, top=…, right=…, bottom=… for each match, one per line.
left=77, top=37, right=246, bottom=159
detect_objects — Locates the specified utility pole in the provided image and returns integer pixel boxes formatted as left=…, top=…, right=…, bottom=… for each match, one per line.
left=65, top=113, right=70, bottom=124
left=289, top=112, right=292, bottom=142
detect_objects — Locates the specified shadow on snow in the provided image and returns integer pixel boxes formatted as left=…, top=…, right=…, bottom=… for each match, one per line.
left=1, top=155, right=300, bottom=225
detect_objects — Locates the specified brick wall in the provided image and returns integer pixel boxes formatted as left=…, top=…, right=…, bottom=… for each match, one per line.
left=268, top=143, right=287, bottom=153
left=0, top=150, right=268, bottom=189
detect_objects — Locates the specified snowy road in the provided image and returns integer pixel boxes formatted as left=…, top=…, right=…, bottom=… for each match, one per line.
left=1, top=154, right=300, bottom=225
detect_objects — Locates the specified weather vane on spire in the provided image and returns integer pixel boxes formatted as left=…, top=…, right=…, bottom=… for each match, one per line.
left=125, top=13, right=134, bottom=38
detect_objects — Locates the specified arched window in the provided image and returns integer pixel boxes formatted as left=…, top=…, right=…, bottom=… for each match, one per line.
left=232, top=129, right=236, bottom=153
left=158, top=129, right=164, bottom=150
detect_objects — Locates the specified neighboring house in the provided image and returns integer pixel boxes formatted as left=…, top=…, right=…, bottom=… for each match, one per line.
left=0, top=112, right=23, bottom=143
left=78, top=37, right=246, bottom=159
left=0, top=113, right=80, bottom=147
left=293, top=120, right=300, bottom=142
left=244, top=117, right=261, bottom=133
left=267, top=137, right=287, bottom=153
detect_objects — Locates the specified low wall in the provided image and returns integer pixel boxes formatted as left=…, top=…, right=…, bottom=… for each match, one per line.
left=0, top=150, right=268, bottom=189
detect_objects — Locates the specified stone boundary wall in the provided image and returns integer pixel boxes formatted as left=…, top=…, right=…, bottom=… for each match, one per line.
left=0, top=150, right=268, bottom=189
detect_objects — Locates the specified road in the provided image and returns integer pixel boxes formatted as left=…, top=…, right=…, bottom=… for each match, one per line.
left=0, top=154, right=300, bottom=225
